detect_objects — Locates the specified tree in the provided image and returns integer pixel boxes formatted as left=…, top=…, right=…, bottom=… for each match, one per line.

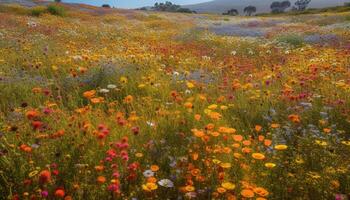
left=244, top=5, right=256, bottom=16
left=153, top=1, right=195, bottom=13
left=294, top=0, right=311, bottom=11
left=281, top=0, right=291, bottom=10
left=102, top=4, right=111, bottom=8
left=222, top=8, right=239, bottom=16
left=270, top=2, right=281, bottom=13
left=223, top=8, right=239, bottom=16
left=270, top=1, right=291, bottom=13
left=54, top=0, right=61, bottom=2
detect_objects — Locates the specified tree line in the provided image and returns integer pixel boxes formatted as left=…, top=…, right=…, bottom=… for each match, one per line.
left=223, top=0, right=312, bottom=16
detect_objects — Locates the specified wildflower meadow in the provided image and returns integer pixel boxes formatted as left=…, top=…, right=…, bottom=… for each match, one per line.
left=0, top=3, right=350, bottom=200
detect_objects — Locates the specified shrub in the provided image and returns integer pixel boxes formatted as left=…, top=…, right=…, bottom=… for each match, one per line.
left=30, top=6, right=47, bottom=17
left=277, top=34, right=304, bottom=47
left=47, top=4, right=65, bottom=16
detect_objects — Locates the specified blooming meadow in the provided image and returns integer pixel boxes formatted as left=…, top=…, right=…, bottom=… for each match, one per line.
left=0, top=3, right=350, bottom=200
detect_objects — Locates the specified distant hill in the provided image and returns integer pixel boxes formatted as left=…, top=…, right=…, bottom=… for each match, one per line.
left=0, top=0, right=37, bottom=6
left=183, top=0, right=350, bottom=14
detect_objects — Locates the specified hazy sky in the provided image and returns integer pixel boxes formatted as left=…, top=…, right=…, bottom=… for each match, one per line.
left=63, top=0, right=208, bottom=8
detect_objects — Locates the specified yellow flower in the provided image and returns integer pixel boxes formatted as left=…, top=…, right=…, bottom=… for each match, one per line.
left=274, top=144, right=288, bottom=150
left=186, top=81, right=195, bottom=89
left=341, top=141, right=350, bottom=146
left=208, top=104, right=218, bottom=110
left=138, top=84, right=146, bottom=88
left=220, top=105, right=228, bottom=110
left=220, top=162, right=232, bottom=169
left=120, top=76, right=128, bottom=84
left=28, top=170, right=39, bottom=177
left=212, top=159, right=222, bottom=164
left=264, top=162, right=276, bottom=168
left=142, top=182, right=158, bottom=191
left=185, top=185, right=195, bottom=192
left=135, top=153, right=143, bottom=157
left=221, top=182, right=235, bottom=190
left=315, top=140, right=328, bottom=146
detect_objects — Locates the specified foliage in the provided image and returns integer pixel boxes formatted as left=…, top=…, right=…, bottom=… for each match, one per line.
left=270, top=1, right=291, bottom=13
left=293, top=0, right=312, bottom=11
left=276, top=34, right=304, bottom=47
left=244, top=5, right=257, bottom=16
left=46, top=4, right=66, bottom=16
left=153, top=1, right=195, bottom=13
left=223, top=9, right=239, bottom=16
left=30, top=6, right=47, bottom=17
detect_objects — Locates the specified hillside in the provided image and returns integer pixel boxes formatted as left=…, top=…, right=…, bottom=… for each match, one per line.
left=183, top=0, right=349, bottom=14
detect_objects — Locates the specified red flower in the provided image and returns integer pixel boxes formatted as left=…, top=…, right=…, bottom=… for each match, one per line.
left=39, top=170, right=51, bottom=184
left=54, top=189, right=65, bottom=198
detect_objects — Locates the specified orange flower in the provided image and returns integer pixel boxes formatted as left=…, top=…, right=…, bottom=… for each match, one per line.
left=323, top=128, right=331, bottom=134
left=39, top=170, right=51, bottom=183
left=258, top=135, right=265, bottom=142
left=217, top=187, right=227, bottom=193
left=97, top=176, right=106, bottom=184
left=255, top=125, right=262, bottom=132
left=253, top=187, right=269, bottom=197
left=83, top=90, right=96, bottom=99
left=64, top=196, right=73, bottom=200
left=233, top=152, right=242, bottom=158
left=94, top=165, right=104, bottom=172
left=90, top=97, right=104, bottom=104
left=210, top=131, right=220, bottom=137
left=241, top=189, right=255, bottom=198
left=192, top=129, right=205, bottom=137
left=191, top=153, right=199, bottom=160
left=242, top=147, right=252, bottom=154
left=150, top=165, right=159, bottom=172
left=194, top=114, right=201, bottom=121
left=233, top=135, right=243, bottom=142
left=191, top=169, right=201, bottom=177
left=242, top=140, right=251, bottom=146
left=270, top=123, right=280, bottom=128
left=124, top=95, right=134, bottom=104
left=184, top=102, right=193, bottom=109
left=232, top=143, right=240, bottom=148
left=205, top=123, right=215, bottom=130
left=252, top=153, right=265, bottom=160
left=264, top=139, right=272, bottom=146
left=288, top=114, right=300, bottom=123
left=26, top=110, right=40, bottom=119
left=147, top=177, right=157, bottom=183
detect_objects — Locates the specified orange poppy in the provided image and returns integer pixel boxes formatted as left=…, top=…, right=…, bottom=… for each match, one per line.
left=252, top=153, right=265, bottom=160
left=241, top=189, right=255, bottom=198
left=233, top=135, right=243, bottom=142
left=150, top=165, right=159, bottom=172
left=242, top=140, right=251, bottom=146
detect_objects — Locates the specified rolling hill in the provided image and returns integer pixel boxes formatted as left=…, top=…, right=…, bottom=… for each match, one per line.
left=183, top=0, right=349, bottom=14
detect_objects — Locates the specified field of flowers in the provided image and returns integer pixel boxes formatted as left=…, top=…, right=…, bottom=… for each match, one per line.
left=0, top=3, right=350, bottom=200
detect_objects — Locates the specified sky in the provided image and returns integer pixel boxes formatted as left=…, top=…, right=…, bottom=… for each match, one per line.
left=62, top=0, right=208, bottom=8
